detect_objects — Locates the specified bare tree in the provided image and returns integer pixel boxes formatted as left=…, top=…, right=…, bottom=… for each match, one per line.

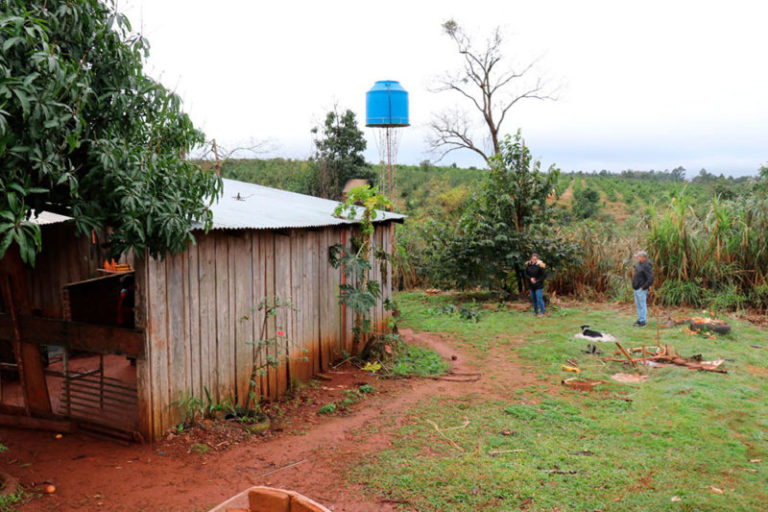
left=429, top=19, right=555, bottom=166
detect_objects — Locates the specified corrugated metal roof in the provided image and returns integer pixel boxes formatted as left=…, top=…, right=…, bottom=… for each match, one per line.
left=203, top=178, right=405, bottom=231
left=30, top=210, right=73, bottom=226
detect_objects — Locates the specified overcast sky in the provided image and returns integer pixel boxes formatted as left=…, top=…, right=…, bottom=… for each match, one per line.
left=121, top=0, right=767, bottom=177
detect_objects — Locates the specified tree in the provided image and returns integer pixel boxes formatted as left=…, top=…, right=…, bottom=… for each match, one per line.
left=422, top=131, right=575, bottom=294
left=755, top=164, right=768, bottom=193
left=671, top=166, right=686, bottom=182
left=309, top=108, right=373, bottom=200
left=0, top=0, right=221, bottom=265
left=428, top=19, right=554, bottom=166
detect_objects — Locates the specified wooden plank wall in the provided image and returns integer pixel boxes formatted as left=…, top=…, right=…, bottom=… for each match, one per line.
left=139, top=222, right=396, bottom=440
left=24, top=223, right=96, bottom=318
left=22, top=223, right=135, bottom=319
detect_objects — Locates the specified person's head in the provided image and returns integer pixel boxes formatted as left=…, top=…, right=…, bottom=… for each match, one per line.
left=120, top=274, right=135, bottom=290
left=530, top=253, right=539, bottom=264
left=635, top=250, right=648, bottom=262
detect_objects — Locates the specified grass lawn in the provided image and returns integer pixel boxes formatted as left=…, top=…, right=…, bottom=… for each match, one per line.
left=352, top=292, right=768, bottom=511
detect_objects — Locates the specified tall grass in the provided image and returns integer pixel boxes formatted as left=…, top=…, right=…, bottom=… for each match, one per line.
left=547, top=221, right=638, bottom=299
left=648, top=194, right=768, bottom=311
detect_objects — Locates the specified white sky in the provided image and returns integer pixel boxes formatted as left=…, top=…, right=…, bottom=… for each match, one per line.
left=121, top=0, right=767, bottom=176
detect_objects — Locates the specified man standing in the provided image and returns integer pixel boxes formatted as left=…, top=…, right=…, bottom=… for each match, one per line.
left=525, top=253, right=547, bottom=317
left=632, top=250, right=654, bottom=327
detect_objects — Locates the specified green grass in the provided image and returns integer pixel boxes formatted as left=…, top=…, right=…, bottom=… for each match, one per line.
left=391, top=342, right=450, bottom=377
left=0, top=489, right=25, bottom=512
left=352, top=292, right=768, bottom=511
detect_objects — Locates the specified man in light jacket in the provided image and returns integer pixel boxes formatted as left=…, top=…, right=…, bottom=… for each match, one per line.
left=632, top=250, right=654, bottom=327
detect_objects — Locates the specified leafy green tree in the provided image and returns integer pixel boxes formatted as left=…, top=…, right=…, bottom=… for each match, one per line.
left=485, top=132, right=561, bottom=232
left=0, top=0, right=221, bottom=265
left=754, top=164, right=768, bottom=193
left=671, top=166, right=686, bottom=182
left=309, top=108, right=373, bottom=200
left=422, top=131, right=575, bottom=294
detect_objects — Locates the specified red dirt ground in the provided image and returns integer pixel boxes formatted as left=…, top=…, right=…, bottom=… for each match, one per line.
left=2, top=329, right=538, bottom=512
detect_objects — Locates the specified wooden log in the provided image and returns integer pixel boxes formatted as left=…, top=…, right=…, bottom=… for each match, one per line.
left=615, top=342, right=638, bottom=367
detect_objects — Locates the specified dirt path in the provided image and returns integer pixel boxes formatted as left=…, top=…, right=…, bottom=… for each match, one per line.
left=4, top=329, right=534, bottom=512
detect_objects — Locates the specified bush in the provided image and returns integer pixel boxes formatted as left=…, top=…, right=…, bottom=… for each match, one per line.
left=572, top=187, right=601, bottom=219
left=658, top=279, right=706, bottom=307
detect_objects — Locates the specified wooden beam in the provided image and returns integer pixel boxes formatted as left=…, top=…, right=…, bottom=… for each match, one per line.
left=0, top=413, right=76, bottom=433
left=0, top=315, right=144, bottom=357
left=0, top=247, right=52, bottom=415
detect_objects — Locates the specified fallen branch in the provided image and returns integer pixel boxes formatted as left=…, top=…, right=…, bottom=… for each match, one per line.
left=488, top=449, right=525, bottom=456
left=427, top=371, right=482, bottom=382
left=253, top=459, right=308, bottom=478
left=426, top=419, right=466, bottom=452
left=615, top=342, right=638, bottom=367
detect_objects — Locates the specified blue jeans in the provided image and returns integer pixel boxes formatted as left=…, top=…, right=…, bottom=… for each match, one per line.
left=633, top=288, right=647, bottom=323
left=530, top=288, right=545, bottom=314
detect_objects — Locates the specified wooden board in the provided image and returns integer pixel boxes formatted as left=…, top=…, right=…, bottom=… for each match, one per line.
left=232, top=233, right=254, bottom=408
left=308, top=230, right=321, bottom=375
left=197, top=235, right=217, bottom=401
left=251, top=232, right=267, bottom=403
left=274, top=233, right=292, bottom=396
left=263, top=232, right=278, bottom=400
left=215, top=233, right=233, bottom=402
left=186, top=241, right=202, bottom=399
left=166, top=253, right=186, bottom=428
left=146, top=256, right=170, bottom=440
left=134, top=255, right=153, bottom=440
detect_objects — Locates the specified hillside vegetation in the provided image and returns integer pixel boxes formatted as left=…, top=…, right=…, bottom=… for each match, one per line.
left=221, top=158, right=767, bottom=312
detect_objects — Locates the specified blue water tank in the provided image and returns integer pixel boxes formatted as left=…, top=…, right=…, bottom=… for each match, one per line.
left=365, top=80, right=409, bottom=127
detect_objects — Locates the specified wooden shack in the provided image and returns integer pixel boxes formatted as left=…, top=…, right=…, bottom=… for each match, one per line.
left=0, top=179, right=403, bottom=441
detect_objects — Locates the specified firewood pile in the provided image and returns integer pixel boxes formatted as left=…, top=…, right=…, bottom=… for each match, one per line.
left=602, top=342, right=727, bottom=373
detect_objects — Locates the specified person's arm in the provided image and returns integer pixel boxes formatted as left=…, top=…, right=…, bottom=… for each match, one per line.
left=645, top=265, right=654, bottom=289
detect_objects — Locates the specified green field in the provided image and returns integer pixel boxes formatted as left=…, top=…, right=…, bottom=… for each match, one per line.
left=351, top=292, right=768, bottom=511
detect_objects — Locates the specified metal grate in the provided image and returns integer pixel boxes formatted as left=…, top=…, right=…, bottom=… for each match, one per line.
left=57, top=353, right=140, bottom=441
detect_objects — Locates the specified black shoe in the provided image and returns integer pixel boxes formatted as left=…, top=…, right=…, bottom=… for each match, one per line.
left=633, top=321, right=646, bottom=328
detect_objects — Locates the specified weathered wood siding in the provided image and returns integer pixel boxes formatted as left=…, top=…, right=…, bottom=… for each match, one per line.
left=24, top=223, right=134, bottom=320
left=138, top=222, right=396, bottom=440
left=24, top=223, right=97, bottom=318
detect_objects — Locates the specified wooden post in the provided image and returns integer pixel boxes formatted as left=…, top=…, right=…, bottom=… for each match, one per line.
left=0, top=247, right=52, bottom=415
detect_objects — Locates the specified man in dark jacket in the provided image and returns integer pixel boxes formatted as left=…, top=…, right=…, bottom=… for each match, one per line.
left=632, top=250, right=654, bottom=327
left=525, top=253, right=547, bottom=317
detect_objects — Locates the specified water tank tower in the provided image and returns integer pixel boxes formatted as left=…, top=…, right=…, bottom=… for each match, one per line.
left=365, top=80, right=409, bottom=200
